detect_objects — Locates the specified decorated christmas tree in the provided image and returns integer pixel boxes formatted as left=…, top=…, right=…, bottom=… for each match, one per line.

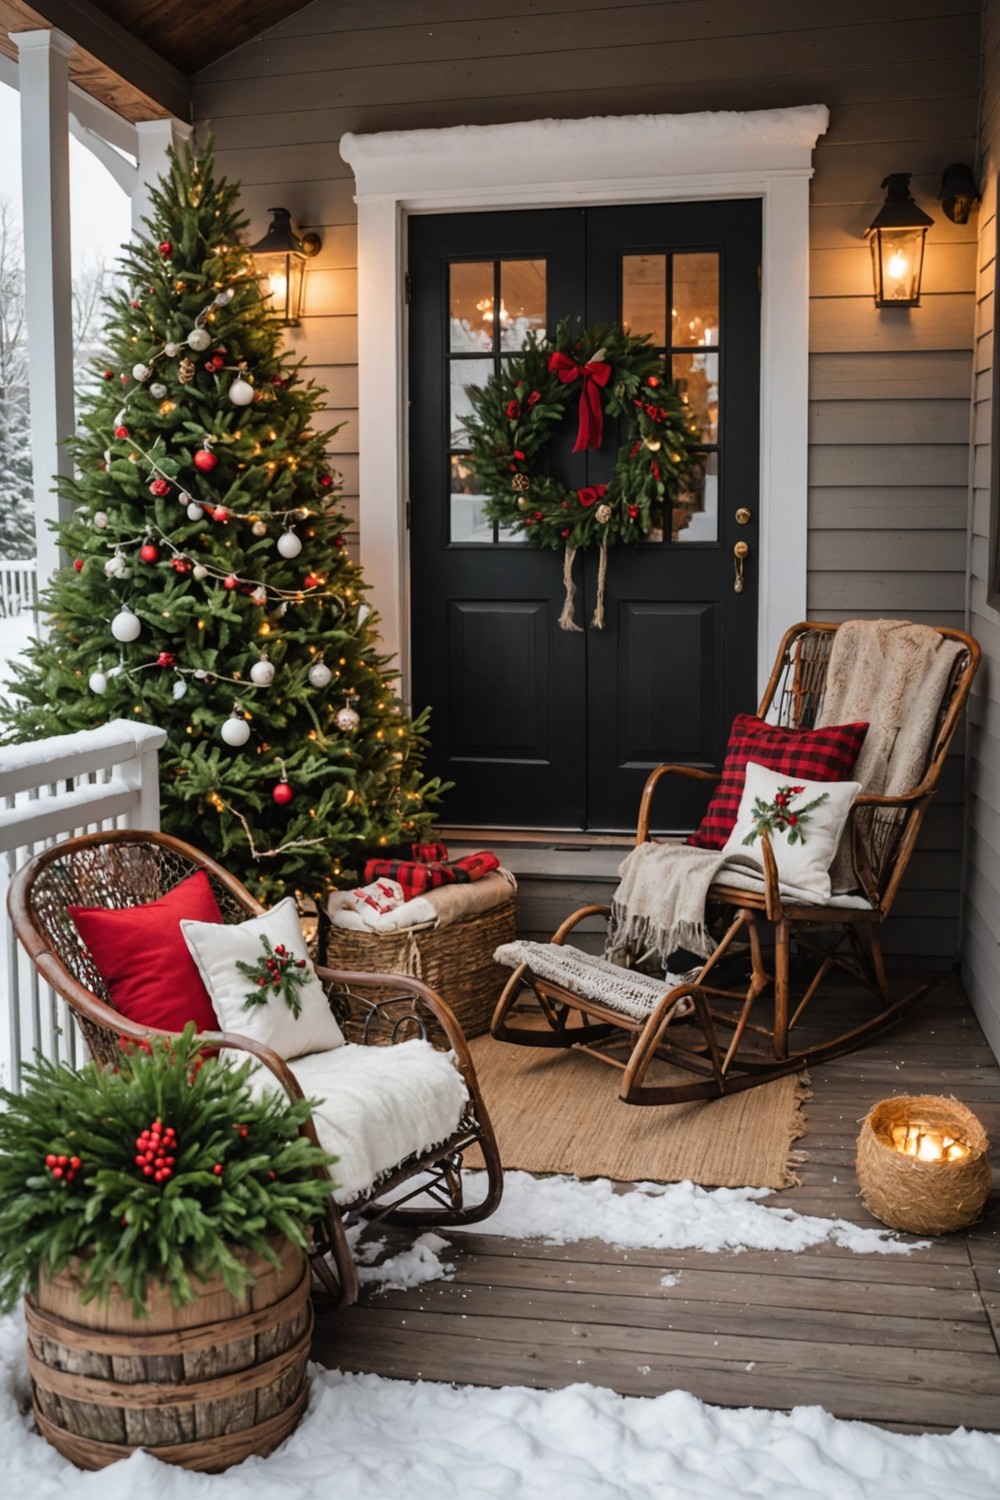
left=0, top=143, right=443, bottom=902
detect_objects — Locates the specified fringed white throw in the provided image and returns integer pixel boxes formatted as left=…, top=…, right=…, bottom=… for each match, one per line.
left=494, top=939, right=692, bottom=1020
left=605, top=841, right=731, bottom=967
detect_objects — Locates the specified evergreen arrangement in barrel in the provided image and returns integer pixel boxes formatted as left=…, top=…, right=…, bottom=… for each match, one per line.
left=0, top=1027, right=334, bottom=1316
left=0, top=142, right=445, bottom=901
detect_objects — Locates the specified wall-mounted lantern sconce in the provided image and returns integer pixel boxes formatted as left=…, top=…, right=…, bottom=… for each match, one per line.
left=866, top=173, right=933, bottom=307
left=938, top=162, right=980, bottom=224
left=249, top=208, right=322, bottom=326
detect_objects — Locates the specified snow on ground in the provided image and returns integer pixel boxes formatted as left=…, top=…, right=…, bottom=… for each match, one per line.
left=448, top=1169, right=928, bottom=1256
left=2, top=1307, right=998, bottom=1500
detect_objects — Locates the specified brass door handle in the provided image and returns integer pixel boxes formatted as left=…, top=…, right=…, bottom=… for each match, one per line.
left=733, top=541, right=749, bottom=593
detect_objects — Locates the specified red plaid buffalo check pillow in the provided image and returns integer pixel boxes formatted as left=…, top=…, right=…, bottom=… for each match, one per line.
left=686, top=713, right=869, bottom=850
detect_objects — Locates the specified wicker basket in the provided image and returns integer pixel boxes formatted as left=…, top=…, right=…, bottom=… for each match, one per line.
left=25, top=1237, right=310, bottom=1471
left=324, top=896, right=517, bottom=1040
left=856, top=1094, right=992, bottom=1235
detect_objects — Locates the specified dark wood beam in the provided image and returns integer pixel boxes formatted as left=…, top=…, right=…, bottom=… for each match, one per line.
left=1, top=0, right=190, bottom=119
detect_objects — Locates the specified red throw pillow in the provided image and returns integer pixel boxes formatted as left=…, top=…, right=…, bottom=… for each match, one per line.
left=686, top=713, right=869, bottom=850
left=69, top=869, right=224, bottom=1033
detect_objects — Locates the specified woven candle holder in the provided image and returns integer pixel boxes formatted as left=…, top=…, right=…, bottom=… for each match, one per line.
left=856, top=1094, right=992, bottom=1235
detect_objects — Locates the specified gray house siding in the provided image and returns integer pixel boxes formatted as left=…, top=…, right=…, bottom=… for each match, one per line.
left=194, top=0, right=981, bottom=955
left=964, top=0, right=1000, bottom=1058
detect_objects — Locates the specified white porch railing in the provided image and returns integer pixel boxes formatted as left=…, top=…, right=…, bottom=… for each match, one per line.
left=0, top=559, right=37, bottom=618
left=0, top=720, right=166, bottom=1091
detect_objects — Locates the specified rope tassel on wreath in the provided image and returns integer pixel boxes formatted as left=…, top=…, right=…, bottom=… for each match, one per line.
left=463, top=319, right=703, bottom=630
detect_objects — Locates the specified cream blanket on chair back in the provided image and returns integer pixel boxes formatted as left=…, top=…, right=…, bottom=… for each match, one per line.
left=815, top=618, right=964, bottom=891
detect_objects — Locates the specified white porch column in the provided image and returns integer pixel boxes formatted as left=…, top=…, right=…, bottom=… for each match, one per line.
left=133, top=118, right=193, bottom=235
left=13, top=28, right=75, bottom=590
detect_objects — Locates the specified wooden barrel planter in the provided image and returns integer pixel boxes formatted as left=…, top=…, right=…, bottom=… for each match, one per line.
left=23, top=1237, right=312, bottom=1472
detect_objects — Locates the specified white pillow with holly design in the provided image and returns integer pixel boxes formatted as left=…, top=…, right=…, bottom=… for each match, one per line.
left=721, top=760, right=861, bottom=902
left=181, top=897, right=345, bottom=1059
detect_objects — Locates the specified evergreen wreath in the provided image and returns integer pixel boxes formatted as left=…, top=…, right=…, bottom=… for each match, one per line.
left=463, top=319, right=702, bottom=628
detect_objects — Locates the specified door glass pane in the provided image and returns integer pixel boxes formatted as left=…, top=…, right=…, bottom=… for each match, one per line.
left=672, top=252, right=719, bottom=348
left=499, top=259, right=546, bottom=350
left=450, top=262, right=494, bottom=352
left=449, top=358, right=489, bottom=447
left=674, top=451, right=718, bottom=543
left=672, top=351, right=718, bottom=443
left=450, top=454, right=493, bottom=542
left=622, top=253, right=666, bottom=346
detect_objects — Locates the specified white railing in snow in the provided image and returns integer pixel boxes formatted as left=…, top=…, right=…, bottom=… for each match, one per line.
left=0, top=559, right=37, bottom=618
left=0, top=720, right=166, bottom=1091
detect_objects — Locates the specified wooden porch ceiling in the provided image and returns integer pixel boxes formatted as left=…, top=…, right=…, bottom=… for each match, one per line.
left=0, top=0, right=316, bottom=121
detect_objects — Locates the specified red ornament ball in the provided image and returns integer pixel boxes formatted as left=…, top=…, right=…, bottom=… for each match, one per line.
left=333, top=534, right=345, bottom=548
left=130, top=299, right=141, bottom=309
left=121, top=374, right=129, bottom=384
left=73, top=559, right=83, bottom=572
left=158, top=241, right=172, bottom=257
left=318, top=473, right=333, bottom=489
left=103, top=369, right=114, bottom=381
left=272, top=781, right=295, bottom=806
left=156, top=651, right=176, bottom=668
left=303, top=572, right=321, bottom=589
left=170, top=557, right=191, bottom=573
left=223, top=573, right=239, bottom=590
left=114, top=425, right=129, bottom=439
left=193, top=448, right=218, bottom=473
left=149, top=478, right=171, bottom=497
left=139, top=543, right=159, bottom=563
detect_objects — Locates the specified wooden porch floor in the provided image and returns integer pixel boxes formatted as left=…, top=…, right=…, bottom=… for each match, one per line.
left=312, top=977, right=1000, bottom=1434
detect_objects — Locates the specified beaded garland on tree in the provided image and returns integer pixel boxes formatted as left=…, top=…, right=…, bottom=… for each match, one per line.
left=463, top=320, right=702, bottom=629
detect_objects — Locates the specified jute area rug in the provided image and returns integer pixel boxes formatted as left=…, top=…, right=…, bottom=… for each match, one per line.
left=465, top=1034, right=809, bottom=1191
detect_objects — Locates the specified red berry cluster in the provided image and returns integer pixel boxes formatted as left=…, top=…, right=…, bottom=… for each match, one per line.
left=232, top=1122, right=249, bottom=1139
left=45, top=1152, right=81, bottom=1183
left=256, top=943, right=307, bottom=993
left=204, top=347, right=227, bottom=373
left=135, top=1119, right=178, bottom=1183
left=773, top=785, right=806, bottom=827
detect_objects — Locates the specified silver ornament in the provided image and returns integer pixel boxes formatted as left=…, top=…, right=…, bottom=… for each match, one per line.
left=221, top=714, right=251, bottom=746
left=251, top=520, right=268, bottom=537
left=172, top=679, right=188, bottom=700
left=110, top=606, right=141, bottom=643
left=193, top=563, right=208, bottom=580
left=187, top=502, right=204, bottom=520
left=228, top=377, right=255, bottom=406
left=104, top=551, right=129, bottom=579
left=93, top=511, right=109, bottom=529
left=277, top=530, right=302, bottom=559
left=164, top=342, right=181, bottom=357
left=335, top=704, right=361, bottom=733
left=308, top=661, right=332, bottom=689
left=149, top=382, right=168, bottom=399
left=214, top=288, right=234, bottom=306
left=250, top=657, right=275, bottom=687
left=88, top=670, right=108, bottom=694
left=132, top=363, right=151, bottom=382
left=187, top=327, right=211, bottom=352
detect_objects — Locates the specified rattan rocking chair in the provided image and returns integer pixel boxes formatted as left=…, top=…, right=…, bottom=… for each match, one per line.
left=7, top=828, right=504, bottom=1308
left=492, top=620, right=980, bottom=1104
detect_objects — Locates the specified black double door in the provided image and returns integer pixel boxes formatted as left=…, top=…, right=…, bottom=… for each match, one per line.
left=408, top=200, right=761, bottom=832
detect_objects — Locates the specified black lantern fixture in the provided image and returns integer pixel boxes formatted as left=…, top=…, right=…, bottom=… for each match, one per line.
left=866, top=174, right=934, bottom=308
left=249, top=208, right=321, bottom=326
left=938, top=162, right=980, bottom=225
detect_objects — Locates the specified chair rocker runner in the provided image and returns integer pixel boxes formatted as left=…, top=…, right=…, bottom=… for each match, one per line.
left=492, top=620, right=980, bottom=1105
left=8, top=829, right=503, bottom=1309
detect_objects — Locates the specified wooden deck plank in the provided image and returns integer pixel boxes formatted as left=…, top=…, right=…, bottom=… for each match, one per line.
left=312, top=972, right=1000, bottom=1433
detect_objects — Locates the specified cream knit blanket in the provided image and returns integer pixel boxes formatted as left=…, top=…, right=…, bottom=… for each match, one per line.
left=606, top=841, right=730, bottom=966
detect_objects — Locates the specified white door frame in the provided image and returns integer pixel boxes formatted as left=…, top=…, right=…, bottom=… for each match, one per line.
left=341, top=104, right=829, bottom=701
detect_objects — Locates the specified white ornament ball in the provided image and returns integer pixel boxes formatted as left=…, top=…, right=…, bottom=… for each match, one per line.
left=104, top=551, right=128, bottom=579
left=221, top=715, right=251, bottom=747
left=308, top=661, right=332, bottom=689
left=93, top=511, right=109, bottom=529
left=187, top=502, right=204, bottom=520
left=132, top=363, right=151, bottom=382
left=111, top=607, right=141, bottom=643
left=215, top=288, right=234, bottom=306
left=251, top=520, right=268, bottom=538
left=193, top=563, right=208, bottom=581
left=164, top=342, right=181, bottom=358
left=250, top=658, right=275, bottom=687
left=187, top=327, right=211, bottom=352
left=228, top=378, right=254, bottom=406
left=88, top=670, right=108, bottom=694
left=277, top=530, right=302, bottom=559
left=335, top=705, right=361, bottom=733
left=149, top=382, right=168, bottom=400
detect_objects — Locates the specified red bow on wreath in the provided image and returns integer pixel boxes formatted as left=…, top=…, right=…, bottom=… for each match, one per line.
left=547, top=350, right=612, bottom=451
